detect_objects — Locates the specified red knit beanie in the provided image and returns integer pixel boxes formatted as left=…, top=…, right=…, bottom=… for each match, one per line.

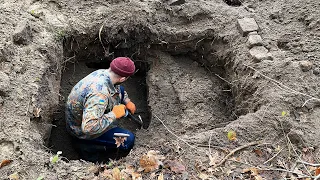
left=110, top=57, right=135, bottom=77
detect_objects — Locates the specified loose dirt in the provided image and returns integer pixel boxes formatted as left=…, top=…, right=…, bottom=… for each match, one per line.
left=0, top=0, right=319, bottom=179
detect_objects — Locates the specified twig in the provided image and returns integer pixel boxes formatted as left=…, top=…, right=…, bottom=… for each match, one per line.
left=25, top=98, right=31, bottom=116
left=195, top=37, right=205, bottom=49
left=260, top=168, right=313, bottom=178
left=230, top=159, right=314, bottom=179
left=212, top=141, right=260, bottom=168
left=153, top=114, right=197, bottom=149
left=315, top=174, right=320, bottom=180
left=208, top=132, right=213, bottom=155
left=245, top=65, right=320, bottom=103
left=297, top=160, right=320, bottom=167
left=302, top=98, right=316, bottom=107
left=263, top=148, right=283, bottom=164
left=286, top=135, right=312, bottom=176
left=215, top=74, right=232, bottom=85
left=98, top=23, right=109, bottom=56
left=277, top=117, right=292, bottom=159
left=62, top=55, right=76, bottom=64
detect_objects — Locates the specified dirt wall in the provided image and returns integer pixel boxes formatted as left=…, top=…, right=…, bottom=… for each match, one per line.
left=0, top=0, right=319, bottom=179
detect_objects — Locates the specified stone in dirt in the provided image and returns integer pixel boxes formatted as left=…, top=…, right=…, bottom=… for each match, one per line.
left=0, top=71, right=10, bottom=96
left=247, top=31, right=263, bottom=48
left=299, top=60, right=313, bottom=72
left=313, top=67, right=320, bottom=75
left=249, top=46, right=272, bottom=62
left=0, top=49, right=6, bottom=62
left=237, top=18, right=260, bottom=36
left=12, top=20, right=33, bottom=45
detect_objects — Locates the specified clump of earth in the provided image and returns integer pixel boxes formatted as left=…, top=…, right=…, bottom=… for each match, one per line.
left=0, top=0, right=319, bottom=179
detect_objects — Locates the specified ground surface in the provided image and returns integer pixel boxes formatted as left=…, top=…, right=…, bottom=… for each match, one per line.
left=0, top=0, right=320, bottom=179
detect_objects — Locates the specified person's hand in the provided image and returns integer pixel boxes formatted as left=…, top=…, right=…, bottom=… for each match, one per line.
left=111, top=104, right=126, bottom=119
left=125, top=101, right=136, bottom=114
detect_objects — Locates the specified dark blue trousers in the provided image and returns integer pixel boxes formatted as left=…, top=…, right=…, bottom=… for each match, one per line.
left=73, top=127, right=135, bottom=163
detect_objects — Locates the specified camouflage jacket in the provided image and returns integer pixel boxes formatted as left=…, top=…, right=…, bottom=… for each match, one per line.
left=65, top=69, right=129, bottom=139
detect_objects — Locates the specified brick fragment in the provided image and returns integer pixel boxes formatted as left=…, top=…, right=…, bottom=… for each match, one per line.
left=247, top=32, right=263, bottom=48
left=237, top=18, right=260, bottom=36
left=249, top=46, right=272, bottom=62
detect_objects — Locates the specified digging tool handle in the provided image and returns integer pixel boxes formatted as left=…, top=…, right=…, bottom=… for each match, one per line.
left=125, top=110, right=143, bottom=127
left=120, top=85, right=143, bottom=127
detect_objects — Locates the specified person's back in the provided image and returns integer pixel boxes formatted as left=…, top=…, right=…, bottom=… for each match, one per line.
left=65, top=57, right=137, bottom=162
left=66, top=69, right=119, bottom=139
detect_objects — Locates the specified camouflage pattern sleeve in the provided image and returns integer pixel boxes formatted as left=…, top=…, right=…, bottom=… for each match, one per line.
left=123, top=90, right=131, bottom=104
left=81, top=93, right=116, bottom=136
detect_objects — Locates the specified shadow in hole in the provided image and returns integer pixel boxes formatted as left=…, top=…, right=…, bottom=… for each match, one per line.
left=224, top=0, right=242, bottom=6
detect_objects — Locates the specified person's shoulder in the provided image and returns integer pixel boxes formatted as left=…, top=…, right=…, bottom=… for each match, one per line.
left=89, top=69, right=103, bottom=76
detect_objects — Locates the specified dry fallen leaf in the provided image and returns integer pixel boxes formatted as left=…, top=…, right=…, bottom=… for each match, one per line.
left=139, top=155, right=159, bottom=173
left=120, top=169, right=130, bottom=180
left=124, top=164, right=135, bottom=174
left=198, top=173, right=209, bottom=180
left=158, top=173, right=164, bottom=180
left=122, top=164, right=141, bottom=180
left=275, top=145, right=281, bottom=152
left=132, top=172, right=142, bottom=180
left=139, top=150, right=164, bottom=173
left=0, top=159, right=13, bottom=168
left=164, top=160, right=186, bottom=174
left=315, top=167, right=320, bottom=176
left=231, top=156, right=241, bottom=162
left=8, top=172, right=19, bottom=180
left=243, top=167, right=259, bottom=176
left=291, top=167, right=305, bottom=178
left=33, top=107, right=41, bottom=117
left=227, top=130, right=236, bottom=141
left=253, top=149, right=263, bottom=157
left=101, top=169, right=113, bottom=179
left=112, top=167, right=121, bottom=180
left=209, top=152, right=220, bottom=166
left=87, top=165, right=99, bottom=174
left=225, top=169, right=233, bottom=176
left=243, top=168, right=263, bottom=180
left=114, top=137, right=127, bottom=148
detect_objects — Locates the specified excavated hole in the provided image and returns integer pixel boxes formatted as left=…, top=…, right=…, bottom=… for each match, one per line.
left=223, top=0, right=242, bottom=6
left=48, top=29, right=258, bottom=162
left=49, top=41, right=151, bottom=161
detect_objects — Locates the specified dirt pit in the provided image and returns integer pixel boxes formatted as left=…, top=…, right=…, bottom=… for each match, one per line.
left=49, top=31, right=234, bottom=163
left=1, top=0, right=320, bottom=179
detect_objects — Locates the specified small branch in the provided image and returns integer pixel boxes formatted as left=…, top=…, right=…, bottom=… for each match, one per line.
left=297, top=160, right=320, bottom=167
left=215, top=74, right=232, bottom=85
left=231, top=159, right=314, bottom=179
left=98, top=23, right=109, bottom=57
left=286, top=135, right=312, bottom=176
left=212, top=141, right=260, bottom=168
left=25, top=98, right=31, bottom=116
left=260, top=168, right=313, bottom=178
left=263, top=148, right=283, bottom=164
left=195, top=37, right=205, bottom=49
left=62, top=55, right=76, bottom=64
left=208, top=132, right=213, bottom=155
left=302, top=98, right=315, bottom=107
left=153, top=114, right=197, bottom=149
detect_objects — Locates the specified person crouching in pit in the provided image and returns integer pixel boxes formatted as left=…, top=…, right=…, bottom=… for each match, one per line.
left=65, top=57, right=137, bottom=162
